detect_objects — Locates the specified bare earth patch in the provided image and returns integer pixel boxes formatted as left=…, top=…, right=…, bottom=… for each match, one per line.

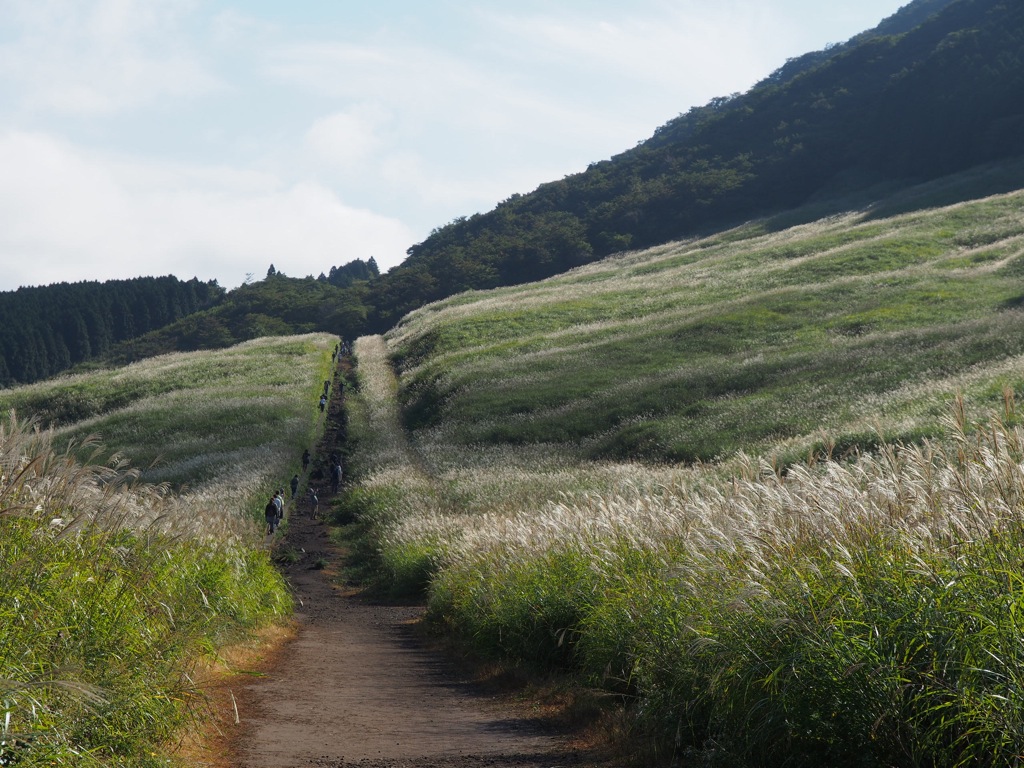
left=226, top=503, right=603, bottom=768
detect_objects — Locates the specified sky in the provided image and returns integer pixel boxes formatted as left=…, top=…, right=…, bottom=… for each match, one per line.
left=0, top=0, right=911, bottom=292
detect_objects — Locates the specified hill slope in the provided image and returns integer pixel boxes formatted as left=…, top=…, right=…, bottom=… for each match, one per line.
left=349, top=284, right=1024, bottom=766
left=345, top=179, right=1024, bottom=768
left=367, top=0, right=1024, bottom=328
left=0, top=334, right=338, bottom=766
left=385, top=176, right=1024, bottom=465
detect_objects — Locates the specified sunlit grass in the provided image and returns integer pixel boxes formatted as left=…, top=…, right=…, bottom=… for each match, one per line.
left=0, top=333, right=336, bottom=766
left=386, top=190, right=1024, bottom=463
left=353, top=330, right=1024, bottom=764
left=0, top=334, right=336, bottom=521
left=344, top=187, right=1024, bottom=765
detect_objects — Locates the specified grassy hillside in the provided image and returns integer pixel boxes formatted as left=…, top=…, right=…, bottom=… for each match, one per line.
left=345, top=333, right=1024, bottom=767
left=1, top=333, right=334, bottom=490
left=339, top=182, right=1024, bottom=766
left=389, top=182, right=1024, bottom=465
left=0, top=333, right=335, bottom=767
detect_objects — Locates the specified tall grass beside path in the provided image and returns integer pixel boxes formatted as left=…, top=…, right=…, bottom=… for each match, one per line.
left=0, top=334, right=338, bottom=531
left=349, top=331, right=1024, bottom=765
left=343, top=189, right=1024, bottom=763
left=0, top=334, right=339, bottom=765
left=0, top=414, right=291, bottom=767
left=424, top=402, right=1024, bottom=766
left=346, top=335, right=422, bottom=479
left=340, top=335, right=447, bottom=593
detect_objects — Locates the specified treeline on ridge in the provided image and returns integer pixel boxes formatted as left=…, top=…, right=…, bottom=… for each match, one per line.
left=97, top=259, right=381, bottom=368
left=0, top=259, right=383, bottom=386
left=0, top=276, right=223, bottom=386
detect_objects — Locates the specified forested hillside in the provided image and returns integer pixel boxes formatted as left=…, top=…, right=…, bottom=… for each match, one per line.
left=0, top=259, right=379, bottom=386
left=101, top=260, right=378, bottom=365
left=0, top=276, right=222, bottom=386
left=365, top=0, right=1024, bottom=327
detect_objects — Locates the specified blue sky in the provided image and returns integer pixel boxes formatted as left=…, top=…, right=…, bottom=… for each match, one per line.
left=0, top=0, right=909, bottom=291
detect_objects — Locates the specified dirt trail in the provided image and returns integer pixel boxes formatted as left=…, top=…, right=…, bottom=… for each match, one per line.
left=233, top=510, right=585, bottom=768
left=229, top=363, right=598, bottom=768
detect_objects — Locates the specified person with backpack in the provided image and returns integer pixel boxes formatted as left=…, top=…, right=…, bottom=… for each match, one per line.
left=264, top=496, right=279, bottom=534
left=273, top=489, right=285, bottom=525
left=331, top=462, right=343, bottom=494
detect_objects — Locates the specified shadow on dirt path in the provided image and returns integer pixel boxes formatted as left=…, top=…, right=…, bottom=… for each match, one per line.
left=229, top=357, right=599, bottom=768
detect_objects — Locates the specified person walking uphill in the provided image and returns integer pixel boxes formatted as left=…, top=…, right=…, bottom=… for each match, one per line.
left=264, top=496, right=279, bottom=534
left=331, top=461, right=343, bottom=494
left=273, top=489, right=285, bottom=525
left=290, top=473, right=300, bottom=498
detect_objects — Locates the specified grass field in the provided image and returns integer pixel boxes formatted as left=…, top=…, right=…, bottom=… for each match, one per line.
left=0, top=333, right=335, bottom=766
left=342, top=186, right=1024, bottom=766
left=389, top=188, right=1024, bottom=465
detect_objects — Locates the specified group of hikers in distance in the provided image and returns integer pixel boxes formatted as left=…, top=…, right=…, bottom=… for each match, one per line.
left=265, top=340, right=347, bottom=536
left=265, top=448, right=339, bottom=535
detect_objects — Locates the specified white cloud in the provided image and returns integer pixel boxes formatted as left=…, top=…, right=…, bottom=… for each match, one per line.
left=484, top=2, right=788, bottom=106
left=267, top=40, right=495, bottom=129
left=0, top=131, right=414, bottom=290
left=261, top=4, right=790, bottom=223
left=209, top=7, right=278, bottom=46
left=270, top=35, right=652, bottom=219
left=306, top=106, right=389, bottom=170
left=0, top=0, right=222, bottom=115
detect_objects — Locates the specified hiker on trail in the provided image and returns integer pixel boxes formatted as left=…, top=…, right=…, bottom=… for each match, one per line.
left=264, top=496, right=279, bottom=534
left=290, top=474, right=300, bottom=498
left=302, top=448, right=310, bottom=471
left=308, top=487, right=319, bottom=518
left=324, top=379, right=331, bottom=395
left=273, top=489, right=285, bottom=524
left=319, top=394, right=327, bottom=412
left=331, top=462, right=343, bottom=494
